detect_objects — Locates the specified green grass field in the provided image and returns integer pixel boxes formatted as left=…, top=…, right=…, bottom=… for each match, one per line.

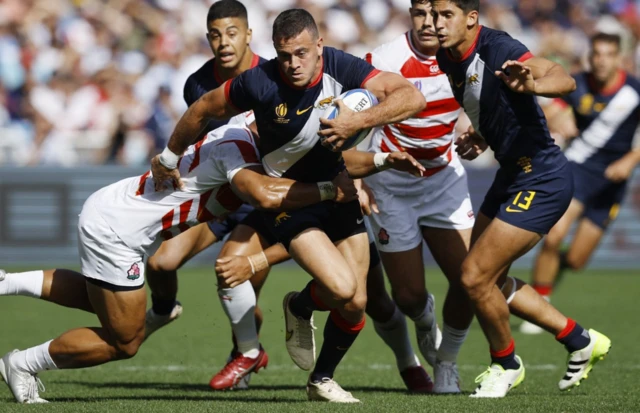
left=0, top=266, right=637, bottom=412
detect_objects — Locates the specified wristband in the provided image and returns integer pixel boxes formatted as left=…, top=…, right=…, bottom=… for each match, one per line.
left=317, top=181, right=336, bottom=201
left=374, top=152, right=391, bottom=171
left=247, top=251, right=269, bottom=275
left=159, top=147, right=180, bottom=169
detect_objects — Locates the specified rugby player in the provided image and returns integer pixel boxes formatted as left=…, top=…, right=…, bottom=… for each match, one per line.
left=0, top=123, right=358, bottom=404
left=521, top=32, right=640, bottom=334
left=151, top=8, right=426, bottom=402
left=431, top=0, right=611, bottom=398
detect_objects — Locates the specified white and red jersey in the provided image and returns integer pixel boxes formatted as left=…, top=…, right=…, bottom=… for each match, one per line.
left=91, top=125, right=261, bottom=256
left=366, top=32, right=461, bottom=178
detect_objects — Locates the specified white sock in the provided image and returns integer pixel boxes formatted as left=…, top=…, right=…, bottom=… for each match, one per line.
left=11, top=340, right=58, bottom=375
left=373, top=306, right=420, bottom=371
left=436, top=323, right=469, bottom=363
left=411, top=294, right=436, bottom=331
left=0, top=270, right=44, bottom=298
left=218, top=281, right=260, bottom=358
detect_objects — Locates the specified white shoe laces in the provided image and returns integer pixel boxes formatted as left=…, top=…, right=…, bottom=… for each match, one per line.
left=317, top=378, right=352, bottom=396
left=295, top=316, right=316, bottom=349
left=23, top=374, right=45, bottom=402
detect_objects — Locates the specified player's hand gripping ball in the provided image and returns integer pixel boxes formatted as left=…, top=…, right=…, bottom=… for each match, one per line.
left=319, top=89, right=378, bottom=151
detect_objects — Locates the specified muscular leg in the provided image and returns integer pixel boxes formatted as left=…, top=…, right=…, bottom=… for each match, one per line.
left=0, top=269, right=93, bottom=313
left=564, top=218, right=604, bottom=271
left=530, top=200, right=583, bottom=296
left=379, top=246, right=428, bottom=320
left=146, top=223, right=218, bottom=312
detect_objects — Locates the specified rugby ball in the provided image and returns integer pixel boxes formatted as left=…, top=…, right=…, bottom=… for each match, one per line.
left=321, top=88, right=378, bottom=151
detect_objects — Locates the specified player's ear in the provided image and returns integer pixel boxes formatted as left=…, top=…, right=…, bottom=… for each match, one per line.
left=317, top=37, right=323, bottom=54
left=466, top=10, right=478, bottom=28
left=246, top=27, right=253, bottom=44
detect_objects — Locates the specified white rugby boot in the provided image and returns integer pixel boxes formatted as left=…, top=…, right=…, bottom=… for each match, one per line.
left=0, top=350, right=48, bottom=403
left=283, top=292, right=316, bottom=371
left=519, top=320, right=545, bottom=335
left=470, top=355, right=525, bottom=398
left=0, top=269, right=6, bottom=282
left=143, top=301, right=183, bottom=341
left=433, top=360, right=462, bottom=394
left=307, top=377, right=360, bottom=403
left=559, top=329, right=611, bottom=391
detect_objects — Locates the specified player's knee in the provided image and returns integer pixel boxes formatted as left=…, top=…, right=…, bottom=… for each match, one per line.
left=346, top=291, right=367, bottom=313
left=460, top=261, right=492, bottom=301
left=542, top=230, right=564, bottom=252
left=147, top=254, right=179, bottom=273
left=328, top=278, right=357, bottom=305
left=392, top=288, right=427, bottom=318
left=564, top=255, right=587, bottom=271
left=113, top=332, right=144, bottom=360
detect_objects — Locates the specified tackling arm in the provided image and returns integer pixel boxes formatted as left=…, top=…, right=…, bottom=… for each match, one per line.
left=524, top=57, right=577, bottom=98
left=342, top=150, right=425, bottom=178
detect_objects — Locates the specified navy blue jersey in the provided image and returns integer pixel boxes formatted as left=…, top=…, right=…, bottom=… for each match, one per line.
left=183, top=54, right=264, bottom=141
left=436, top=27, right=564, bottom=178
left=225, top=47, right=380, bottom=182
left=561, top=71, right=640, bottom=172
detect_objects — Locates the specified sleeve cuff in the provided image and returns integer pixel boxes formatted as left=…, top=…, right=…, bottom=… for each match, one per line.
left=361, top=68, right=381, bottom=88
left=224, top=80, right=243, bottom=113
left=517, top=51, right=534, bottom=62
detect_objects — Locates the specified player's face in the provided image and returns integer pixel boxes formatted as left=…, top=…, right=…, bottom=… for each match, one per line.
left=274, top=29, right=323, bottom=88
left=431, top=0, right=475, bottom=49
left=590, top=41, right=621, bottom=83
left=410, top=1, right=439, bottom=51
left=207, top=17, right=252, bottom=69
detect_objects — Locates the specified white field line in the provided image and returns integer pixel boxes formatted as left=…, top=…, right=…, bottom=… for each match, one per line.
left=115, top=363, right=635, bottom=373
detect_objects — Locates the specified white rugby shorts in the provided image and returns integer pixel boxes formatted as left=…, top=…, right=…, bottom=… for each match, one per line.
left=77, top=191, right=146, bottom=289
left=364, top=157, right=475, bottom=253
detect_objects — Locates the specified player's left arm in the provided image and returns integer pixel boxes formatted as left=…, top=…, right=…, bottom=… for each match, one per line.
left=497, top=56, right=576, bottom=98
left=230, top=167, right=357, bottom=211
left=320, top=71, right=426, bottom=150
left=216, top=243, right=290, bottom=288
left=604, top=148, right=640, bottom=183
left=342, top=150, right=425, bottom=178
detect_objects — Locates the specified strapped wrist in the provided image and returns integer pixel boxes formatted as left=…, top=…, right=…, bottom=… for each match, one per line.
left=159, top=147, right=180, bottom=169
left=374, top=153, right=391, bottom=171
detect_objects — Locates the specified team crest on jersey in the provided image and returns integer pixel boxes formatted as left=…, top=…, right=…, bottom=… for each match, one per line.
left=127, top=263, right=141, bottom=280
left=467, top=74, right=480, bottom=86
left=315, top=96, right=335, bottom=110
left=274, top=212, right=291, bottom=226
left=378, top=228, right=390, bottom=245
left=430, top=65, right=440, bottom=73
left=274, top=103, right=289, bottom=124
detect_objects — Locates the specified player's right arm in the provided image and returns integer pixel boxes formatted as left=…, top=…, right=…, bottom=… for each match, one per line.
left=230, top=167, right=357, bottom=211
left=151, top=82, right=243, bottom=190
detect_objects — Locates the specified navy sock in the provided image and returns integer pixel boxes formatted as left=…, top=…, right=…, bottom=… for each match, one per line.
left=490, top=340, right=520, bottom=370
left=289, top=281, right=326, bottom=320
left=310, top=311, right=364, bottom=382
left=556, top=319, right=590, bottom=353
left=151, top=294, right=176, bottom=316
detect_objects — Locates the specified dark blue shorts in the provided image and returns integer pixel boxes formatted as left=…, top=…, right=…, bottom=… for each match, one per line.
left=238, top=209, right=279, bottom=246
left=571, top=161, right=627, bottom=229
left=480, top=163, right=574, bottom=234
left=207, top=204, right=255, bottom=240
left=261, top=200, right=366, bottom=250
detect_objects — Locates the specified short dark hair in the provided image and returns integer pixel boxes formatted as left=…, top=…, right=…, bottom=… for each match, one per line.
left=272, top=9, right=319, bottom=42
left=423, top=0, right=479, bottom=13
left=591, top=32, right=621, bottom=50
left=207, top=0, right=248, bottom=25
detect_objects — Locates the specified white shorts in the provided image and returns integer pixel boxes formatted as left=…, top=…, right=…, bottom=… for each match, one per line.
left=364, top=158, right=475, bottom=253
left=77, top=192, right=146, bottom=290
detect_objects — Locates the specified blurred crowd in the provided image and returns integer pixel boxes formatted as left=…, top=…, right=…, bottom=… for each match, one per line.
left=0, top=0, right=639, bottom=167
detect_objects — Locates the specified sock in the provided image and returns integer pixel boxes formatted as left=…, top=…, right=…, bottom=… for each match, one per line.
left=490, top=339, right=520, bottom=370
left=411, top=294, right=435, bottom=331
left=11, top=340, right=58, bottom=375
left=437, top=323, right=470, bottom=363
left=556, top=318, right=591, bottom=353
left=289, top=281, right=328, bottom=320
left=310, top=310, right=365, bottom=382
left=218, top=281, right=259, bottom=358
left=151, top=294, right=176, bottom=316
left=0, top=270, right=44, bottom=298
left=373, top=306, right=420, bottom=371
left=532, top=283, right=553, bottom=298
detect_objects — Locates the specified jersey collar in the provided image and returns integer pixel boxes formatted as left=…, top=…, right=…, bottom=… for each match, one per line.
left=446, top=25, right=483, bottom=63
left=588, top=69, right=627, bottom=97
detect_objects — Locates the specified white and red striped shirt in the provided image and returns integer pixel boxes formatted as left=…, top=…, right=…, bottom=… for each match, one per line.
left=366, top=32, right=461, bottom=177
left=92, top=125, right=261, bottom=256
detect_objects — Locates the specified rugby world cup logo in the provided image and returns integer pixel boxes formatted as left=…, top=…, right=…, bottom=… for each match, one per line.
left=274, top=103, right=289, bottom=124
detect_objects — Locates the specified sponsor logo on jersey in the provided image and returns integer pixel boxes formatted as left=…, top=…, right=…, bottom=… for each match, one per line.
left=430, top=64, right=440, bottom=73
left=378, top=228, right=390, bottom=245
left=275, top=212, right=291, bottom=226
left=127, top=263, right=141, bottom=280
left=274, top=103, right=289, bottom=124
left=296, top=105, right=313, bottom=115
